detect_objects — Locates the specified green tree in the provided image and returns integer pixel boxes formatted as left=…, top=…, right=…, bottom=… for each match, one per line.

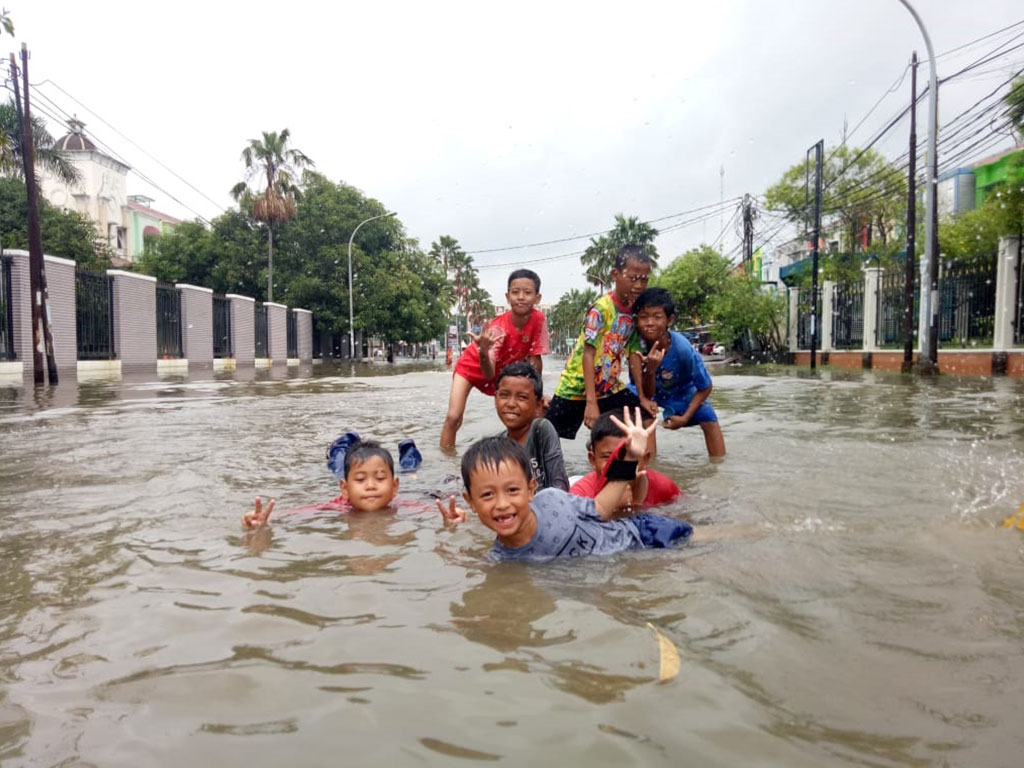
left=1005, top=76, right=1024, bottom=144
left=764, top=145, right=906, bottom=253
left=0, top=102, right=80, bottom=185
left=0, top=176, right=108, bottom=270
left=653, top=244, right=732, bottom=326
left=580, top=214, right=660, bottom=290
left=547, top=287, right=598, bottom=354
left=230, top=128, right=313, bottom=302
left=709, top=275, right=788, bottom=353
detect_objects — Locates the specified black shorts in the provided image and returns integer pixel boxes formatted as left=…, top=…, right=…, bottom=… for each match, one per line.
left=546, top=389, right=644, bottom=440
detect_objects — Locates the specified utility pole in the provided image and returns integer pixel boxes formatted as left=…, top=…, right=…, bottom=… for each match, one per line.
left=806, top=140, right=824, bottom=371
left=11, top=46, right=58, bottom=384
left=902, top=52, right=918, bottom=372
left=741, top=193, right=755, bottom=268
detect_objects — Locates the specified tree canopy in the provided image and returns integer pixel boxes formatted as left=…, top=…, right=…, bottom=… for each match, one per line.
left=580, top=214, right=660, bottom=290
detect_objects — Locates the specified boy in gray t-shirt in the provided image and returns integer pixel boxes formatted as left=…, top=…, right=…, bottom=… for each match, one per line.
left=437, top=408, right=692, bottom=562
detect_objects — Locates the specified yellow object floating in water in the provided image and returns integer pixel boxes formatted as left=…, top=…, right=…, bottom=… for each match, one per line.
left=1001, top=503, right=1024, bottom=531
left=646, top=622, right=680, bottom=682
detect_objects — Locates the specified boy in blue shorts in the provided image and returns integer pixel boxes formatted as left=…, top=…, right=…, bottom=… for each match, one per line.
left=628, top=288, right=726, bottom=457
left=436, top=408, right=692, bottom=562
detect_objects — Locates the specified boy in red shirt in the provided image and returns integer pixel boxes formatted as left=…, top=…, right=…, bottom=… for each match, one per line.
left=570, top=411, right=681, bottom=511
left=441, top=269, right=550, bottom=450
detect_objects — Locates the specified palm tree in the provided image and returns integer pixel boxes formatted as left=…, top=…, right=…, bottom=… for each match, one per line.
left=579, top=215, right=661, bottom=290
left=230, top=129, right=313, bottom=302
left=0, top=102, right=80, bottom=185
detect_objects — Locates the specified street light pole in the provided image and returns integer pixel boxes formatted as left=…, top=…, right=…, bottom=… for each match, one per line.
left=896, top=0, right=939, bottom=370
left=348, top=211, right=397, bottom=360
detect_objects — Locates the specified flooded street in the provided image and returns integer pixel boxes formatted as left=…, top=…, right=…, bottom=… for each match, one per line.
left=1, top=361, right=1024, bottom=766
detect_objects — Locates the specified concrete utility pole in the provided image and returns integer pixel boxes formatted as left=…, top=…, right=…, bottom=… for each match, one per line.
left=902, top=52, right=918, bottom=371
left=896, top=0, right=939, bottom=372
left=742, top=193, right=755, bottom=266
left=806, top=140, right=824, bottom=371
left=11, top=46, right=58, bottom=384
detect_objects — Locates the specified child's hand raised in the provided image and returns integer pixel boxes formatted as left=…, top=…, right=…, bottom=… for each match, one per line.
left=242, top=496, right=275, bottom=529
left=436, top=495, right=468, bottom=524
left=467, top=326, right=502, bottom=353
left=609, top=406, right=657, bottom=461
left=641, top=339, right=666, bottom=369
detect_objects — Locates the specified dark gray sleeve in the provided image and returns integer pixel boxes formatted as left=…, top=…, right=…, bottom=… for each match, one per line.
left=534, top=419, right=570, bottom=491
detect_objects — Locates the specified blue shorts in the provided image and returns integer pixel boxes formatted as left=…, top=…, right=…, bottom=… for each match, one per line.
left=631, top=513, right=693, bottom=549
left=662, top=398, right=718, bottom=424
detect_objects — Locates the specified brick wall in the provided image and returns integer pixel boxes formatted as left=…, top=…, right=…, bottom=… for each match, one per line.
left=178, top=284, right=213, bottom=365
left=266, top=302, right=287, bottom=364
left=294, top=308, right=312, bottom=361
left=227, top=294, right=255, bottom=364
left=109, top=269, right=156, bottom=372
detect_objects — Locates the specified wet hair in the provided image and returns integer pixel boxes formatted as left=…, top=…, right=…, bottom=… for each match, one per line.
left=613, top=244, right=652, bottom=271
left=495, top=361, right=542, bottom=399
left=507, top=268, right=541, bottom=292
left=633, top=287, right=675, bottom=319
left=344, top=440, right=395, bottom=478
left=587, top=410, right=626, bottom=451
left=461, top=436, right=532, bottom=493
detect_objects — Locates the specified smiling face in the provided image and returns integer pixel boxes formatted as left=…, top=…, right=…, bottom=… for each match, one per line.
left=611, top=258, right=651, bottom=308
left=588, top=435, right=634, bottom=510
left=635, top=305, right=673, bottom=345
left=505, top=277, right=540, bottom=318
left=463, top=459, right=538, bottom=548
left=494, top=375, right=539, bottom=433
left=340, top=455, right=399, bottom=512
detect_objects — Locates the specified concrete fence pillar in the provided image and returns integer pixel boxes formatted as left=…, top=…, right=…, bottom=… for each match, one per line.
left=821, top=280, right=834, bottom=352
left=265, top=302, right=287, bottom=364
left=108, top=269, right=157, bottom=372
left=863, top=268, right=882, bottom=351
left=788, top=287, right=800, bottom=350
left=177, top=284, right=213, bottom=366
left=294, top=308, right=313, bottom=362
left=994, top=236, right=1020, bottom=350
left=227, top=294, right=255, bottom=366
left=3, top=250, right=77, bottom=374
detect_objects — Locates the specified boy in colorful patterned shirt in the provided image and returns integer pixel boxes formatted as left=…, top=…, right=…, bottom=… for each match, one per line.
left=441, top=269, right=550, bottom=450
left=546, top=245, right=651, bottom=440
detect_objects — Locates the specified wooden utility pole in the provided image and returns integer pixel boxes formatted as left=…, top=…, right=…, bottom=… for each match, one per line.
left=12, top=45, right=58, bottom=384
left=902, top=52, right=918, bottom=372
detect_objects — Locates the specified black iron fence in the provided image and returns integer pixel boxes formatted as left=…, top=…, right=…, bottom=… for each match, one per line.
left=938, top=253, right=997, bottom=347
left=796, top=287, right=821, bottom=350
left=75, top=269, right=115, bottom=360
left=254, top=302, right=268, bottom=358
left=312, top=325, right=322, bottom=358
left=1, top=256, right=14, bottom=361
left=156, top=283, right=183, bottom=358
left=287, top=309, right=297, bottom=358
left=832, top=279, right=864, bottom=349
left=876, top=268, right=919, bottom=348
left=213, top=295, right=232, bottom=358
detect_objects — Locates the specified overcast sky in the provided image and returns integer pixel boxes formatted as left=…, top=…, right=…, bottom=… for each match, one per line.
left=7, top=1, right=1023, bottom=304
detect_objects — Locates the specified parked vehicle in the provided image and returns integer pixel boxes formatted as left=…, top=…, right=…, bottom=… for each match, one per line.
left=712, top=344, right=725, bottom=356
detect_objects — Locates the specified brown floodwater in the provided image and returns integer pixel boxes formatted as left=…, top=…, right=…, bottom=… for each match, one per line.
left=1, top=360, right=1023, bottom=766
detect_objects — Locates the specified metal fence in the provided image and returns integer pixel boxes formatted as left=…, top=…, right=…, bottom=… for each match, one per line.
left=876, top=268, right=919, bottom=348
left=0, top=256, right=14, bottom=361
left=213, top=295, right=232, bottom=358
left=796, top=287, right=821, bottom=350
left=287, top=309, right=297, bottom=358
left=312, top=325, right=322, bottom=358
left=832, top=279, right=864, bottom=349
left=156, top=283, right=183, bottom=358
left=938, top=253, right=997, bottom=347
left=254, top=302, right=268, bottom=358
left=75, top=269, right=115, bottom=360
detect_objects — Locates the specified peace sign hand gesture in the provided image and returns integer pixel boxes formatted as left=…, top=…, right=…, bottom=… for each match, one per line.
left=242, top=496, right=276, bottom=529
left=436, top=495, right=468, bottom=525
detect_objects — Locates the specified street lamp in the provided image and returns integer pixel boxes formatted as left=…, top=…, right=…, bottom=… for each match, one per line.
left=348, top=211, right=397, bottom=359
left=896, top=0, right=939, bottom=368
